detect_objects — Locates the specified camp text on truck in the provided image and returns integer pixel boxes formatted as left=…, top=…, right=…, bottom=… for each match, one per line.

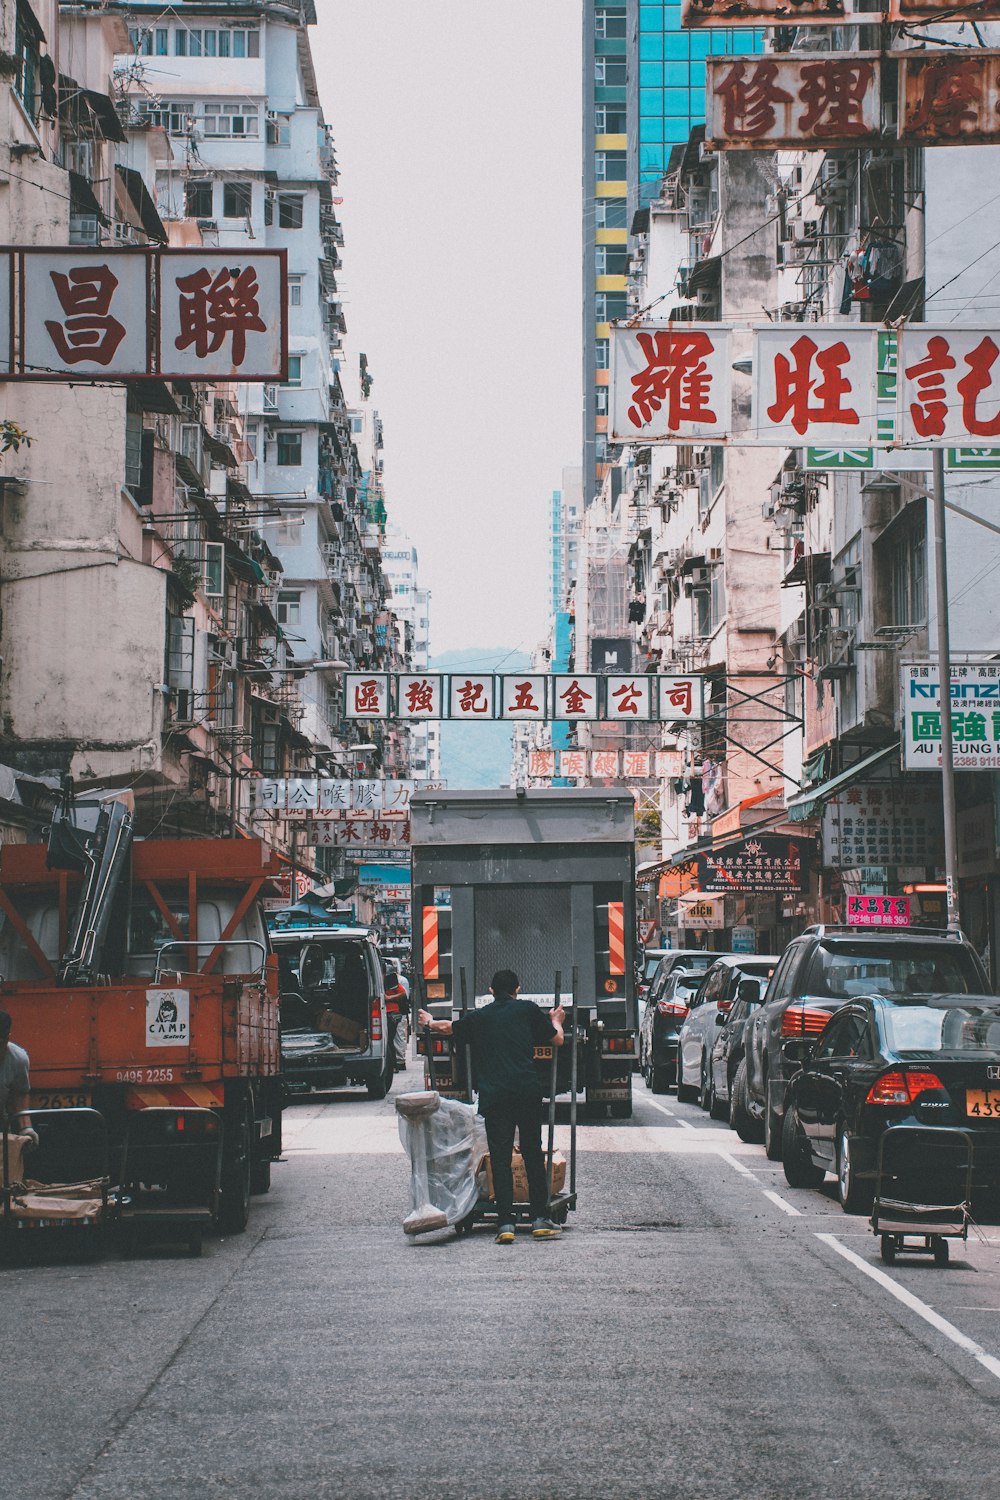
left=411, top=788, right=638, bottom=1117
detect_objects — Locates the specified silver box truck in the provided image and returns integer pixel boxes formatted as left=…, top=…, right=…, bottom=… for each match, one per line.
left=411, top=788, right=637, bottom=1118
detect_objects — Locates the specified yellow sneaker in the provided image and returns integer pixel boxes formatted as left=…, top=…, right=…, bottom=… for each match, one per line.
left=495, top=1224, right=515, bottom=1244
left=531, top=1217, right=562, bottom=1238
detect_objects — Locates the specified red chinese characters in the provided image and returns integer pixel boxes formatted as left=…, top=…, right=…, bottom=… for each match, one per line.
left=450, top=677, right=493, bottom=718
left=707, top=54, right=880, bottom=148
left=613, top=324, right=729, bottom=441
left=24, top=251, right=148, bottom=377
left=899, top=53, right=1000, bottom=144
left=175, top=265, right=266, bottom=368
left=501, top=675, right=547, bottom=718
left=554, top=677, right=598, bottom=720
left=346, top=674, right=388, bottom=718
left=159, top=250, right=285, bottom=380
left=591, top=751, right=620, bottom=780
left=528, top=750, right=556, bottom=779
left=608, top=678, right=651, bottom=719
left=658, top=677, right=703, bottom=720
left=560, top=751, right=588, bottom=780
left=767, top=335, right=859, bottom=437
left=754, top=327, right=879, bottom=445
left=44, top=264, right=126, bottom=366
left=399, top=676, right=440, bottom=717
left=900, top=327, right=1000, bottom=445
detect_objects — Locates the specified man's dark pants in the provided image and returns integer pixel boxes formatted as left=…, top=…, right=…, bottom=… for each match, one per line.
left=484, top=1091, right=549, bottom=1224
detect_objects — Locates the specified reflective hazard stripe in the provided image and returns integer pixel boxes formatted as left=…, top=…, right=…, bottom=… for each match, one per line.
left=422, top=906, right=440, bottom=979
left=125, top=1083, right=225, bottom=1110
left=608, top=901, right=626, bottom=975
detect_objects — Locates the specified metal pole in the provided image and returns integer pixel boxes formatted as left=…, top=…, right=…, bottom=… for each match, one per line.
left=546, top=971, right=561, bottom=1204
left=569, top=966, right=579, bottom=1201
left=459, top=967, right=472, bottom=1105
left=932, top=448, right=961, bottom=933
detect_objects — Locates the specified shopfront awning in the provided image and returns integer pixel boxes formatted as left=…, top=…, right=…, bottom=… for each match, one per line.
left=785, top=742, right=899, bottom=823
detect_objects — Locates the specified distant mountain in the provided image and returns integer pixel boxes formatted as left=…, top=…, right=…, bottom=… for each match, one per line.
left=431, top=647, right=531, bottom=790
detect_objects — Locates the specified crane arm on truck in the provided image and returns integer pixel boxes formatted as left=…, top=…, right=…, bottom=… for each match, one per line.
left=46, top=780, right=134, bottom=987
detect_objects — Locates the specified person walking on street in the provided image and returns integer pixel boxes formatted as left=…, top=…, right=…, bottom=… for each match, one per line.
left=419, top=969, right=564, bottom=1244
left=0, top=1009, right=36, bottom=1147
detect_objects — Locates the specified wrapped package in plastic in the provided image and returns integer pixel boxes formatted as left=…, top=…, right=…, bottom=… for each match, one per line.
left=395, top=1091, right=488, bottom=1235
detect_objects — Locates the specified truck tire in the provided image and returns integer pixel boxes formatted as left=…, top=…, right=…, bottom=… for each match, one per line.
left=250, top=1152, right=271, bottom=1196
left=610, top=1096, right=632, bottom=1119
left=367, top=1052, right=393, bottom=1100
left=220, top=1097, right=252, bottom=1235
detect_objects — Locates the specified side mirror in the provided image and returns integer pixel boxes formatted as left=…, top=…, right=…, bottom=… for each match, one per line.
left=738, top=979, right=761, bottom=1005
left=782, top=1037, right=815, bottom=1067
left=714, top=1010, right=727, bottom=1027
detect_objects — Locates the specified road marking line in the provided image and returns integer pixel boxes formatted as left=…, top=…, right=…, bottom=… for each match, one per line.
left=763, top=1189, right=802, bottom=1217
left=717, top=1150, right=758, bottom=1179
left=643, top=1096, right=696, bottom=1129
left=817, top=1232, right=1000, bottom=1383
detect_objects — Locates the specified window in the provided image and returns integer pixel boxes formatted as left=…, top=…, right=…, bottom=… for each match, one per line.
left=14, top=1, right=41, bottom=122
left=278, top=194, right=304, bottom=229
left=276, top=590, right=301, bottom=626
left=179, top=423, right=202, bottom=468
left=595, top=8, right=627, bottom=38
left=287, top=274, right=303, bottom=306
left=273, top=511, right=304, bottom=545
left=244, top=420, right=260, bottom=460
left=284, top=355, right=303, bottom=389
left=595, top=58, right=627, bottom=87
left=185, top=180, right=213, bottom=219
left=204, top=541, right=224, bottom=600
left=156, top=28, right=168, bottom=55
left=266, top=113, right=292, bottom=146
left=276, top=430, right=302, bottom=467
left=228, top=27, right=260, bottom=58
left=167, top=613, right=195, bottom=719
left=351, top=416, right=363, bottom=433
left=596, top=246, right=627, bottom=276
left=223, top=181, right=252, bottom=219
left=595, top=387, right=609, bottom=415
left=129, top=26, right=152, bottom=56
left=595, top=106, right=627, bottom=133
left=596, top=199, right=627, bottom=230
left=264, top=193, right=273, bottom=227
left=203, top=102, right=259, bottom=137
left=595, top=151, right=627, bottom=181
left=136, top=98, right=195, bottom=137
left=595, top=292, right=627, bottom=321
left=595, top=340, right=610, bottom=370
left=891, top=515, right=926, bottom=627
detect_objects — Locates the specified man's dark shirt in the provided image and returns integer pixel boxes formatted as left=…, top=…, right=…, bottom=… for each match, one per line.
left=451, top=994, right=556, bottom=1113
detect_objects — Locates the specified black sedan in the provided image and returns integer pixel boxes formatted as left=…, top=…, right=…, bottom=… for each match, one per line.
left=781, top=993, right=1000, bottom=1214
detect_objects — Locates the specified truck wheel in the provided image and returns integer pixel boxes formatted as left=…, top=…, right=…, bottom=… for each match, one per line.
left=367, top=1053, right=393, bottom=1100
left=220, top=1099, right=252, bottom=1235
left=250, top=1152, right=271, bottom=1196
left=610, top=1097, right=632, bottom=1119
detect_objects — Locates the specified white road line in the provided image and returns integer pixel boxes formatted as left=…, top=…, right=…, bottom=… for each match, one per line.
left=717, top=1150, right=758, bottom=1180
left=763, top=1189, right=802, bottom=1217
left=817, top=1232, right=1000, bottom=1383
left=643, top=1096, right=696, bottom=1129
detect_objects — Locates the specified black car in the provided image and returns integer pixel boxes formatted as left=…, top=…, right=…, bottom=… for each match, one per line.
left=781, top=993, right=1000, bottom=1214
left=639, top=968, right=703, bottom=1092
left=708, top=958, right=778, bottom=1119
left=742, top=927, right=989, bottom=1159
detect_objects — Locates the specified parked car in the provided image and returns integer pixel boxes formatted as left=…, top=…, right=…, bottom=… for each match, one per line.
left=676, top=957, right=779, bottom=1113
left=781, top=992, right=1000, bottom=1214
left=271, top=923, right=394, bottom=1099
left=654, top=949, right=719, bottom=982
left=639, top=949, right=670, bottom=1006
left=742, top=926, right=990, bottom=1159
left=708, top=957, right=779, bottom=1118
left=639, top=968, right=704, bottom=1092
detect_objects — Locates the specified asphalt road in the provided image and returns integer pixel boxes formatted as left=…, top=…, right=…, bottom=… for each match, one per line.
left=8, top=1059, right=1000, bottom=1500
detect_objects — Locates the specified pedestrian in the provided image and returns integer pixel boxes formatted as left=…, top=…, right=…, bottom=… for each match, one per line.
left=418, top=969, right=565, bottom=1244
left=0, top=1009, right=36, bottom=1146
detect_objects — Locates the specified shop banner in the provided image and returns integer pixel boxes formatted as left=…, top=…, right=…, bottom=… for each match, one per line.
left=693, top=834, right=811, bottom=893
left=821, top=779, right=942, bottom=869
left=255, top=778, right=415, bottom=814
left=902, top=662, right=1000, bottom=770
left=706, top=56, right=881, bottom=150
left=609, top=323, right=731, bottom=443
left=847, top=894, right=911, bottom=927
left=898, top=326, right=1000, bottom=447
left=683, top=0, right=846, bottom=23
left=752, top=326, right=880, bottom=446
left=346, top=674, right=704, bottom=722
left=678, top=893, right=726, bottom=929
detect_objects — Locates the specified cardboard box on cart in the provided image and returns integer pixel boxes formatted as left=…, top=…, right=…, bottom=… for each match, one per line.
left=479, top=1149, right=566, bottom=1203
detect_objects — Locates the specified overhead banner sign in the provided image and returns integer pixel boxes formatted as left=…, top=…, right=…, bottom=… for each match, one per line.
left=610, top=324, right=731, bottom=443
left=345, top=673, right=705, bottom=722
left=898, top=52, right=1000, bottom=146
left=677, top=893, right=726, bottom=929
left=898, top=325, right=1000, bottom=447
left=683, top=0, right=847, bottom=22
left=692, top=835, right=811, bottom=894
left=902, top=662, right=1000, bottom=770
left=753, top=325, right=880, bottom=446
left=706, top=56, right=881, bottom=150
left=8, top=248, right=287, bottom=381
left=304, top=818, right=411, bottom=849
left=255, top=778, right=415, bottom=813
left=528, top=748, right=668, bottom=781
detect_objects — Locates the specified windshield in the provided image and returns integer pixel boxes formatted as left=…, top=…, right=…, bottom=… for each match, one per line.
left=672, top=973, right=703, bottom=996
left=675, top=953, right=713, bottom=972
left=883, top=1002, right=1000, bottom=1056
left=804, top=943, right=982, bottom=1001
left=644, top=955, right=663, bottom=980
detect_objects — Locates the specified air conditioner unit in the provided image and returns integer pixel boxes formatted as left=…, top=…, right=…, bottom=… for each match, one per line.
left=693, top=450, right=711, bottom=469
left=688, top=566, right=710, bottom=586
left=113, top=221, right=136, bottom=244
left=708, top=547, right=722, bottom=562
left=677, top=469, right=698, bottom=488
left=791, top=220, right=821, bottom=246
left=787, top=616, right=807, bottom=649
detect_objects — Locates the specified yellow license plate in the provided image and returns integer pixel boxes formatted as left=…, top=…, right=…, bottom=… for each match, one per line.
left=966, top=1089, right=1000, bottom=1119
left=31, top=1091, right=92, bottom=1110
left=534, top=1046, right=554, bottom=1060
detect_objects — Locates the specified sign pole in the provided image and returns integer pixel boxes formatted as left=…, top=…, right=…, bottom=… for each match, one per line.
left=932, top=448, right=961, bottom=933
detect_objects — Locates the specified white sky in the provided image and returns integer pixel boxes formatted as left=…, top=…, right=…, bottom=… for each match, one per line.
left=311, top=2, right=583, bottom=657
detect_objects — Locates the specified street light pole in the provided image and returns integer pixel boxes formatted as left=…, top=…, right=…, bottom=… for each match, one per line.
left=932, top=447, right=961, bottom=933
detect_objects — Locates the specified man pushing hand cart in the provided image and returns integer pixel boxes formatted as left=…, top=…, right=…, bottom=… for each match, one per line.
left=419, top=968, right=566, bottom=1243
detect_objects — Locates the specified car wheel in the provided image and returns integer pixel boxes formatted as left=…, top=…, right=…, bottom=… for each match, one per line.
left=367, top=1053, right=393, bottom=1101
left=219, top=1098, right=252, bottom=1235
left=731, top=1061, right=763, bottom=1144
left=837, top=1126, right=873, bottom=1215
left=675, top=1056, right=697, bottom=1103
left=764, top=1085, right=783, bottom=1161
left=781, top=1106, right=825, bottom=1188
left=698, top=1058, right=713, bottom=1111
left=650, top=1064, right=670, bottom=1094
left=708, top=1075, right=728, bottom=1122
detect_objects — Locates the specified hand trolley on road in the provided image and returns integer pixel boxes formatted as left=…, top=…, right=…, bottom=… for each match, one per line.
left=1, top=1109, right=112, bottom=1262
left=420, top=968, right=579, bottom=1237
left=871, top=1124, right=974, bottom=1267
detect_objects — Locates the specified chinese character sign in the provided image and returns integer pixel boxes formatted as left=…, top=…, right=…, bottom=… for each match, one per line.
left=552, top=675, right=600, bottom=721
left=605, top=676, right=653, bottom=721
left=528, top=750, right=556, bottom=779
left=847, top=895, right=911, bottom=928
left=22, top=252, right=149, bottom=378
left=695, top=834, right=811, bottom=893
left=706, top=55, right=881, bottom=148
left=159, top=252, right=286, bottom=380
left=500, top=675, right=547, bottom=719
left=657, top=675, right=706, bottom=722
left=610, top=324, right=731, bottom=442
left=899, top=53, right=1000, bottom=145
left=899, top=327, right=1000, bottom=446
left=449, top=675, right=495, bottom=719
left=345, top=673, right=390, bottom=719
left=397, top=674, right=443, bottom=719
left=753, top=326, right=879, bottom=446
left=683, top=0, right=845, bottom=22
left=902, top=662, right=1000, bottom=769
left=822, top=780, right=941, bottom=869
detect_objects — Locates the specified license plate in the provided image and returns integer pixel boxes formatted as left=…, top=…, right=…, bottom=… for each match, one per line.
left=966, top=1089, right=1000, bottom=1119
left=534, top=1046, right=554, bottom=1060
left=31, top=1091, right=92, bottom=1110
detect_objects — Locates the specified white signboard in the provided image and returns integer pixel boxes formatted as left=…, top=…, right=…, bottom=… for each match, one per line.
left=499, top=675, right=548, bottom=718
left=753, top=326, right=880, bottom=446
left=345, top=673, right=390, bottom=719
left=610, top=323, right=732, bottom=442
left=605, top=675, right=653, bottom=720
left=145, top=988, right=190, bottom=1049
left=899, top=326, right=1000, bottom=447
left=658, top=675, right=706, bottom=721
left=449, top=674, right=495, bottom=719
left=678, top=893, right=726, bottom=929
left=23, top=250, right=149, bottom=378
left=158, top=251, right=286, bottom=380
left=552, top=675, right=600, bottom=720
left=822, top=780, right=941, bottom=868
left=902, top=661, right=1000, bottom=769
left=397, top=674, right=444, bottom=719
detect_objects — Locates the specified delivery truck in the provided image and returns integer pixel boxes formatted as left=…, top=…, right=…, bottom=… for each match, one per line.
left=411, top=787, right=637, bottom=1117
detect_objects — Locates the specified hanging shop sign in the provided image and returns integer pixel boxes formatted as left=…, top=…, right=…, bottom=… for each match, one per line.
left=822, top=780, right=942, bottom=869
left=609, top=324, right=732, bottom=443
left=682, top=0, right=846, bottom=23
left=902, top=662, right=1000, bottom=770
left=898, top=52, right=1000, bottom=146
left=344, top=673, right=705, bottom=722
left=847, top=894, right=911, bottom=927
left=255, top=778, right=414, bottom=813
left=898, top=325, right=1000, bottom=448
left=527, top=749, right=659, bottom=781
left=678, top=893, right=726, bottom=929
left=890, top=0, right=1000, bottom=20
left=705, top=56, right=881, bottom=151
left=303, top=818, right=411, bottom=849
left=10, top=247, right=286, bottom=381
left=691, top=834, right=811, bottom=894
left=731, top=925, right=757, bottom=953
left=753, top=325, right=880, bottom=446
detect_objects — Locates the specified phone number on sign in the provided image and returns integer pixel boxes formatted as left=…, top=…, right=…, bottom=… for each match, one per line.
left=114, top=1067, right=176, bottom=1084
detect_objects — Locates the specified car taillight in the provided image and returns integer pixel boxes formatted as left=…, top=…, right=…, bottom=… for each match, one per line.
left=717, top=999, right=733, bottom=1017
left=658, top=1000, right=689, bottom=1018
left=866, top=1069, right=946, bottom=1105
left=370, top=998, right=382, bottom=1041
left=781, top=1004, right=832, bottom=1036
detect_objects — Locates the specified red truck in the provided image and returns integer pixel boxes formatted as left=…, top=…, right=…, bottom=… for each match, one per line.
left=0, top=786, right=283, bottom=1238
